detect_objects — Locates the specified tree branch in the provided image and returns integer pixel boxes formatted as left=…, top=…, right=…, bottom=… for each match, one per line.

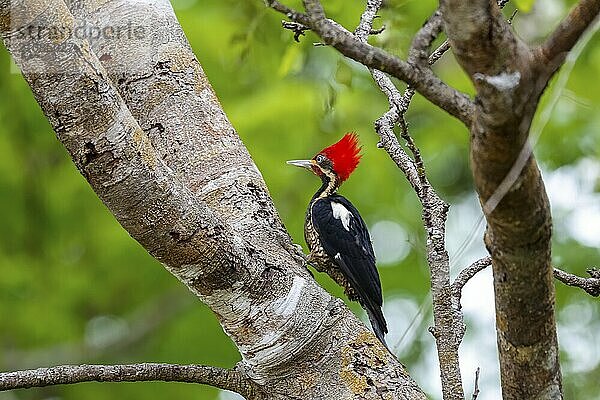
left=281, top=20, right=309, bottom=42
left=554, top=267, right=600, bottom=297
left=353, top=0, right=383, bottom=41
left=471, top=367, right=481, bottom=400
left=452, top=257, right=492, bottom=305
left=265, top=0, right=310, bottom=25
left=0, top=363, right=256, bottom=397
left=350, top=3, right=465, bottom=398
left=451, top=259, right=600, bottom=300
left=299, top=0, right=475, bottom=125
left=439, top=1, right=564, bottom=397
left=537, top=0, right=600, bottom=75
left=408, top=9, right=443, bottom=65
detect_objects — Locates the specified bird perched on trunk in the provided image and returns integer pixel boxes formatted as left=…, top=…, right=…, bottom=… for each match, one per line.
left=287, top=133, right=388, bottom=346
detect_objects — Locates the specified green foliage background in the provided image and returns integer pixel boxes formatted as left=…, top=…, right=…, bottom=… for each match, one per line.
left=0, top=0, right=598, bottom=399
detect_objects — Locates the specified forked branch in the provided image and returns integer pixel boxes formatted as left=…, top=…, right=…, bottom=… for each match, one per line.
left=554, top=267, right=600, bottom=297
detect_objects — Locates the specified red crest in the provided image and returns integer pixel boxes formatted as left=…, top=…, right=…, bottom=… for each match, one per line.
left=319, top=133, right=362, bottom=182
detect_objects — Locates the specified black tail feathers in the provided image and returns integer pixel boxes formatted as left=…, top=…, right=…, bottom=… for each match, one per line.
left=366, top=304, right=388, bottom=348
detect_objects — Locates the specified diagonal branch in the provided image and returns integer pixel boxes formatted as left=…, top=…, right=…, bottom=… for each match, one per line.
left=407, top=9, right=443, bottom=65
left=439, top=1, right=564, bottom=397
left=0, top=363, right=257, bottom=397
left=537, top=0, right=600, bottom=75
left=452, top=257, right=492, bottom=305
left=299, top=0, right=475, bottom=125
left=265, top=0, right=310, bottom=25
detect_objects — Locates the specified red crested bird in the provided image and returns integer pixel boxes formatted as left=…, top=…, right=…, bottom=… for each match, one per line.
left=287, top=133, right=388, bottom=346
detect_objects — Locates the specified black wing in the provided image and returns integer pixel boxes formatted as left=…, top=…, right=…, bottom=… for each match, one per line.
left=311, top=195, right=387, bottom=343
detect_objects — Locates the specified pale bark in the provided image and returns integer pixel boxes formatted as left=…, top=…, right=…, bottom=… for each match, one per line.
left=0, top=0, right=425, bottom=398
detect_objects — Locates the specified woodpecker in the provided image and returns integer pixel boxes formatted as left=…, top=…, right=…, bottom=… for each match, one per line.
left=287, top=133, right=388, bottom=345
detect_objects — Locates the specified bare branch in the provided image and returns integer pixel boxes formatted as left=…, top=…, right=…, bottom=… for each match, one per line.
left=408, top=9, right=443, bottom=65
left=350, top=4, right=465, bottom=399
left=537, top=0, right=600, bottom=74
left=353, top=0, right=382, bottom=41
left=471, top=367, right=481, bottom=400
left=451, top=259, right=600, bottom=299
left=428, top=40, right=451, bottom=66
left=300, top=0, right=475, bottom=125
left=368, top=73, right=422, bottom=194
left=452, top=257, right=492, bottom=304
left=554, top=267, right=600, bottom=297
left=265, top=0, right=310, bottom=25
left=0, top=363, right=256, bottom=397
left=350, top=3, right=467, bottom=398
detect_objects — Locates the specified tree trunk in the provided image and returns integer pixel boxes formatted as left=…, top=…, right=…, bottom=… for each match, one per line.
left=0, top=0, right=426, bottom=397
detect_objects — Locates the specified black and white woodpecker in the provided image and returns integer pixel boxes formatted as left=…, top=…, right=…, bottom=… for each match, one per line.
left=287, top=133, right=388, bottom=346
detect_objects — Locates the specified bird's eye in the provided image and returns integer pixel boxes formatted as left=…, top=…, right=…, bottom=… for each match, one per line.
left=316, top=155, right=325, bottom=163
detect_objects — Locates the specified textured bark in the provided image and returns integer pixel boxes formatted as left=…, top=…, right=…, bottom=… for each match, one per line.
left=0, top=0, right=426, bottom=398
left=439, top=0, right=600, bottom=398
left=0, top=364, right=255, bottom=395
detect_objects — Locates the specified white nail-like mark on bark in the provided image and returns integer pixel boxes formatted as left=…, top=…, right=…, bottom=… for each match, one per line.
left=474, top=71, right=521, bottom=91
left=274, top=276, right=306, bottom=316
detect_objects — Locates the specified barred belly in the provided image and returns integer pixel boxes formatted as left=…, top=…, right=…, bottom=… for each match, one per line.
left=304, top=206, right=358, bottom=301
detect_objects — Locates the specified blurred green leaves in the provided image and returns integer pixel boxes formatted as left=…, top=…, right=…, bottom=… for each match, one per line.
left=514, top=0, right=536, bottom=12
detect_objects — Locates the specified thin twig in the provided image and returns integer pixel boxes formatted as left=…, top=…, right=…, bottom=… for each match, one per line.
left=0, top=363, right=257, bottom=397
left=472, top=367, right=481, bottom=400
left=370, top=25, right=386, bottom=35
left=554, top=267, right=600, bottom=297
left=507, top=9, right=518, bottom=25
left=265, top=0, right=310, bottom=25
left=452, top=257, right=493, bottom=304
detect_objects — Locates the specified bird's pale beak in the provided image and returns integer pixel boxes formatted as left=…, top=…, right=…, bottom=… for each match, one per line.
left=286, top=159, right=314, bottom=169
